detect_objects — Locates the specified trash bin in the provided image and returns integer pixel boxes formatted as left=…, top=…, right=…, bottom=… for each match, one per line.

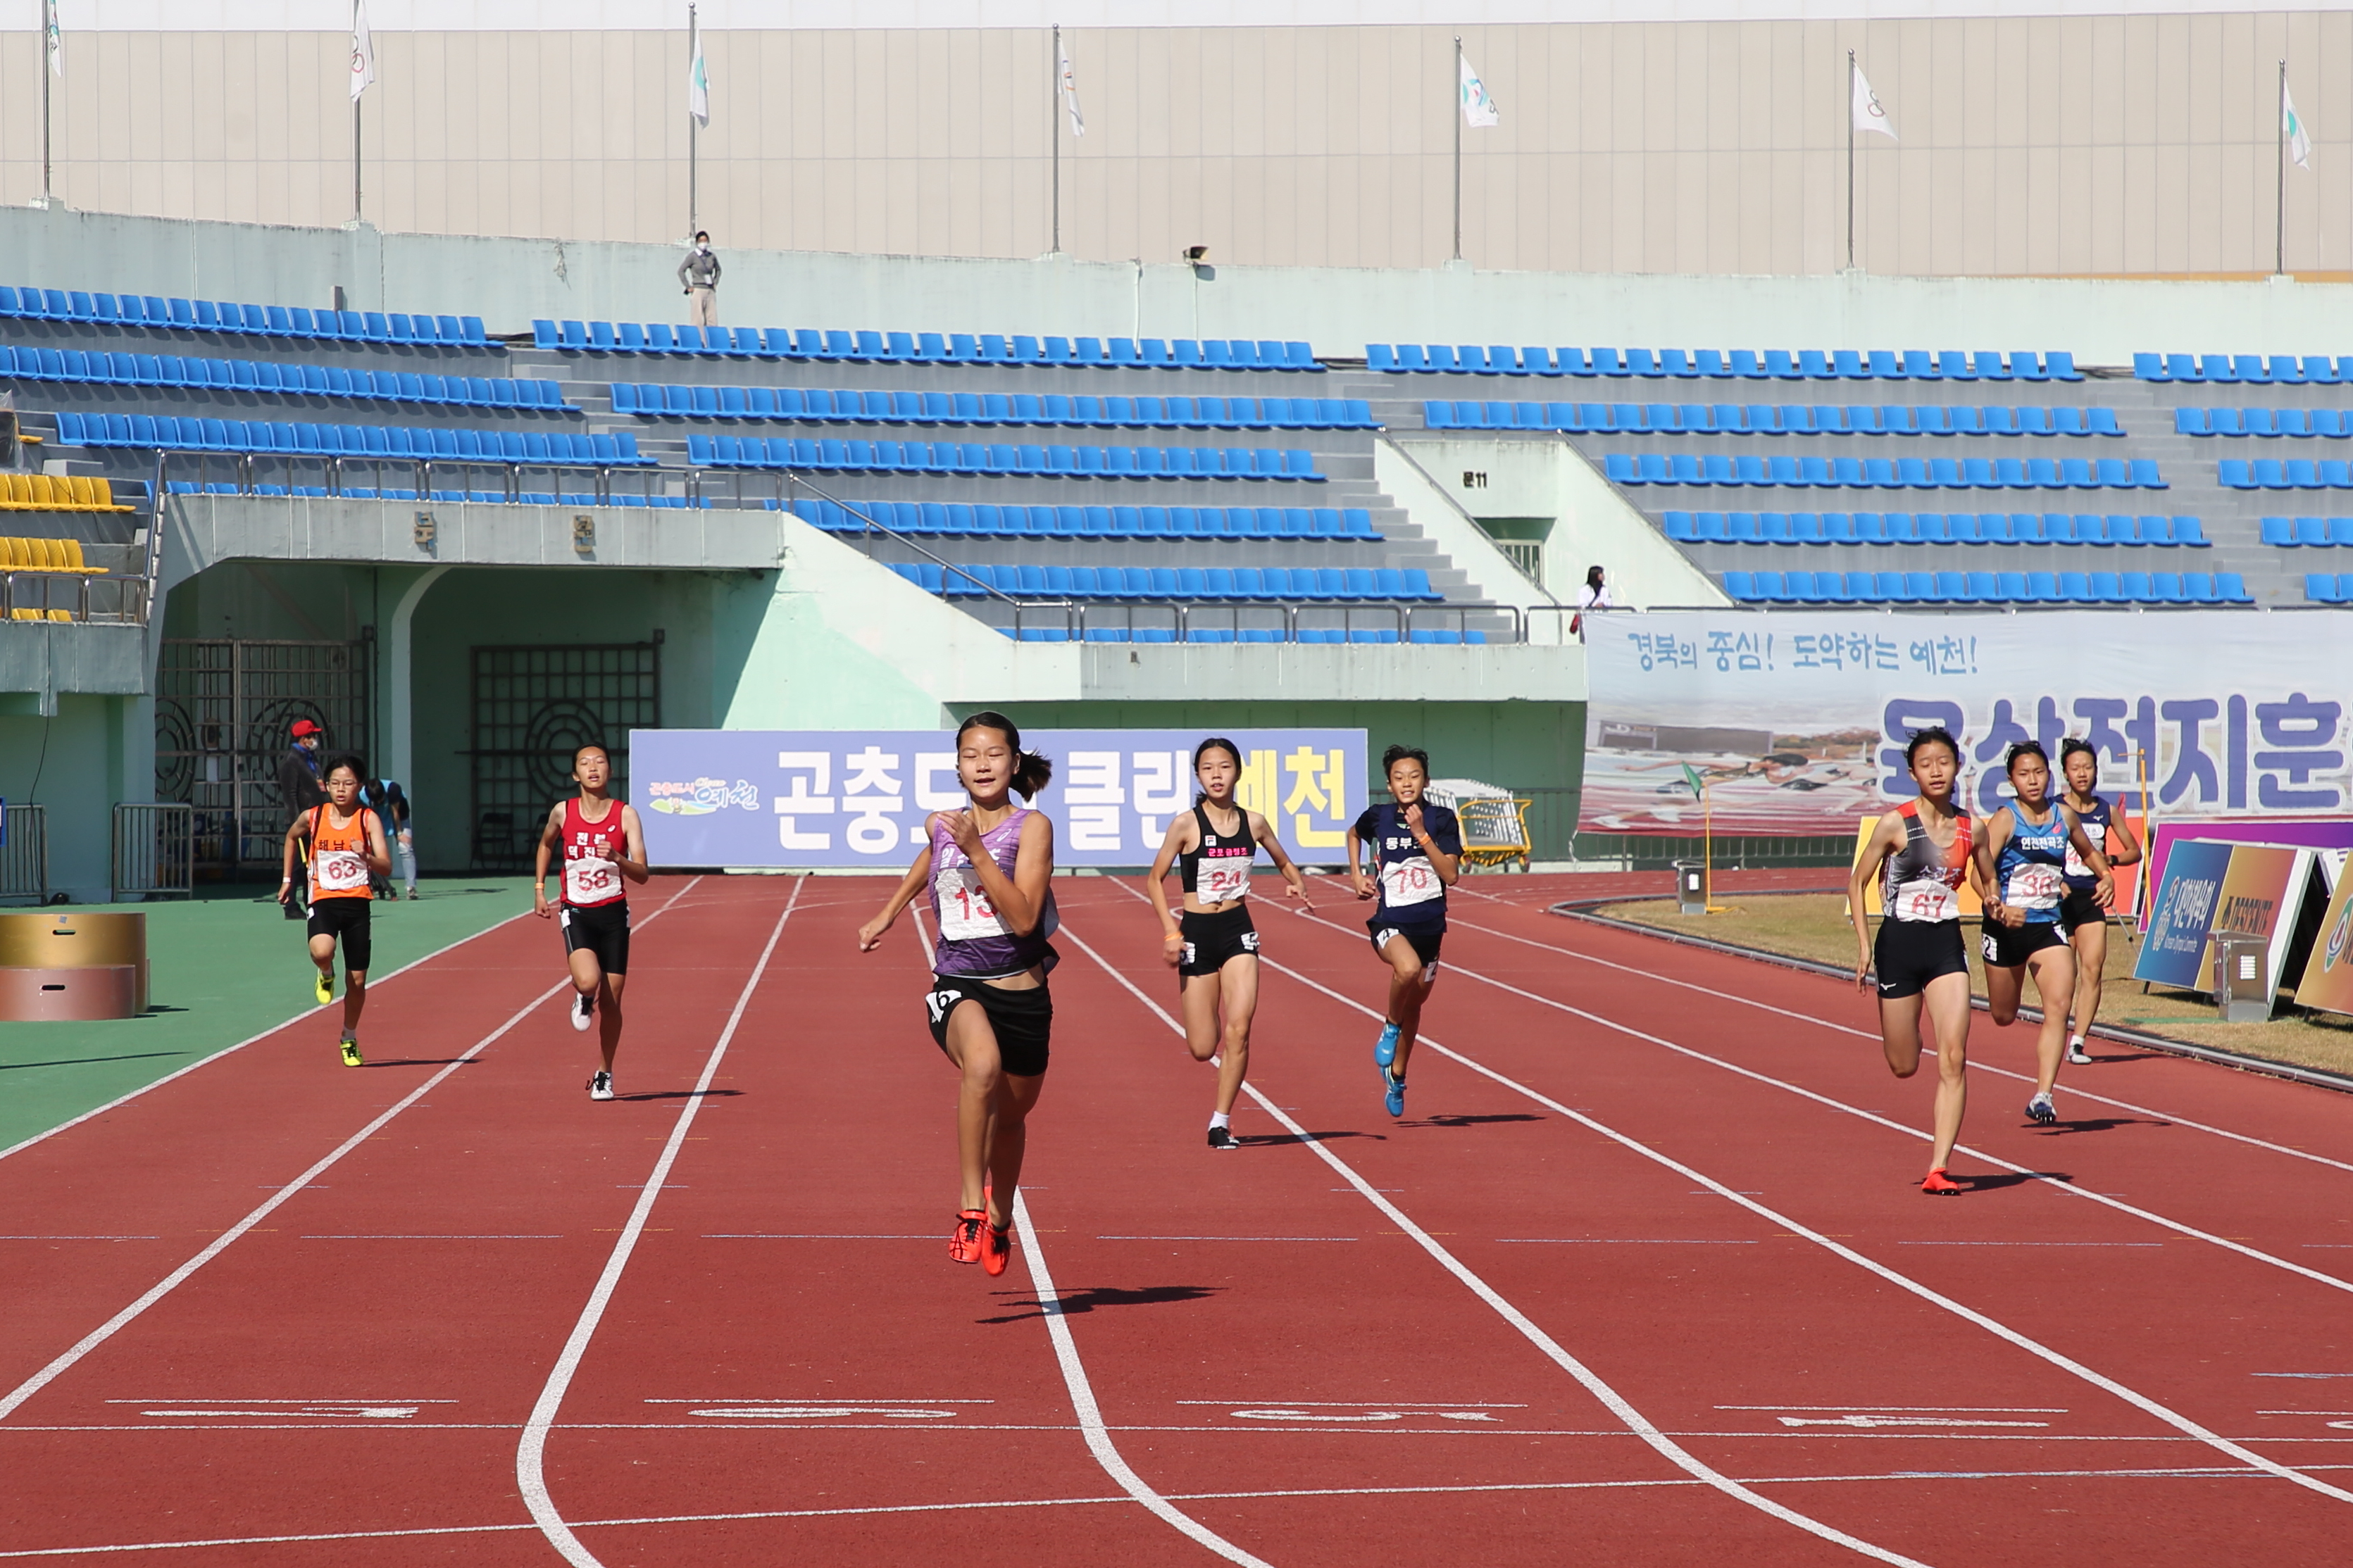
left=2212, top=934, right=2272, bottom=1023
left=1672, top=859, right=1707, bottom=915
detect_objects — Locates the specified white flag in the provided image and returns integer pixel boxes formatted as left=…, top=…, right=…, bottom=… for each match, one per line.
left=43, top=0, right=61, bottom=78
left=1459, top=53, right=1499, bottom=129
left=2285, top=82, right=2313, bottom=170
left=349, top=0, right=376, bottom=102
left=687, top=9, right=711, bottom=129
left=1852, top=63, right=1895, bottom=139
left=1059, top=42, right=1085, bottom=138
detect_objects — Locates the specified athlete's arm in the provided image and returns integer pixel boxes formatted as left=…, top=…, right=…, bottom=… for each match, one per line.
left=2058, top=807, right=2116, bottom=908
left=1252, top=813, right=1317, bottom=908
left=1848, top=812, right=1903, bottom=990
left=616, top=805, right=651, bottom=884
left=858, top=835, right=937, bottom=951
left=964, top=810, right=1054, bottom=938
left=531, top=803, right=566, bottom=919
left=1972, top=811, right=2023, bottom=928
left=1144, top=815, right=1194, bottom=962
left=362, top=810, right=393, bottom=877
left=278, top=812, right=312, bottom=905
left=1345, top=824, right=1374, bottom=900
left=2100, top=810, right=2142, bottom=869
left=1402, top=802, right=1461, bottom=886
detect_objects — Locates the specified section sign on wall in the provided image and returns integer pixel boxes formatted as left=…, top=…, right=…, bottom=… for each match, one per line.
left=631, top=729, right=1366, bottom=870
left=1582, top=611, right=2353, bottom=838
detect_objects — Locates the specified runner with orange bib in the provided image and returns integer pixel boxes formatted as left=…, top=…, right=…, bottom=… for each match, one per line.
left=533, top=743, right=649, bottom=1102
left=279, top=753, right=392, bottom=1067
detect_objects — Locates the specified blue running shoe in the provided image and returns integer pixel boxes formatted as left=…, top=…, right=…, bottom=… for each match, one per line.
left=1384, top=1069, right=1406, bottom=1119
left=1374, top=1021, right=1400, bottom=1070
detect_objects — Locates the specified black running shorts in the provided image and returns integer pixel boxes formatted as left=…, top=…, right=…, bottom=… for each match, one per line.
left=1368, top=918, right=1444, bottom=972
left=925, top=977, right=1051, bottom=1077
left=2059, top=889, right=2108, bottom=934
left=561, top=901, right=630, bottom=976
left=1179, top=904, right=1261, bottom=977
left=1872, top=917, right=1966, bottom=1000
left=307, top=898, right=373, bottom=972
left=1982, top=917, right=2071, bottom=969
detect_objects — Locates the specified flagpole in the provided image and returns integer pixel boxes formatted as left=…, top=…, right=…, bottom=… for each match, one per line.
left=1452, top=37, right=1464, bottom=263
left=688, top=4, right=700, bottom=242
left=1846, top=51, right=1856, bottom=271
left=2276, top=59, right=2288, bottom=277
left=40, top=6, right=53, bottom=206
left=1051, top=24, right=1062, bottom=256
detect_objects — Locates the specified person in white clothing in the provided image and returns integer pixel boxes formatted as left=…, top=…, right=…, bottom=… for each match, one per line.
left=1571, top=565, right=1612, bottom=641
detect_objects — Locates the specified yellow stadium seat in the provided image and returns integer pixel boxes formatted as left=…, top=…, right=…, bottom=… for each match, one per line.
left=1, top=475, right=27, bottom=508
left=9, top=608, right=39, bottom=621
left=61, top=539, right=99, bottom=572
left=26, top=475, right=57, bottom=508
left=65, top=475, right=96, bottom=509
left=0, top=537, right=20, bottom=568
left=47, top=608, right=73, bottom=622
left=92, top=477, right=125, bottom=510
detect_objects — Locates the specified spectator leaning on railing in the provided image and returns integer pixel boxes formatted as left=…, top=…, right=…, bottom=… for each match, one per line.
left=678, top=232, right=722, bottom=327
left=1571, top=565, right=1613, bottom=640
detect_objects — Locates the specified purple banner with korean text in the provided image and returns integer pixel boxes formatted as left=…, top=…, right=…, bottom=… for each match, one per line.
left=1583, top=610, right=2353, bottom=838
left=630, top=729, right=1366, bottom=870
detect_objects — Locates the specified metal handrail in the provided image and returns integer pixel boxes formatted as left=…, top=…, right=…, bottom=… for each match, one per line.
left=771, top=469, right=1058, bottom=615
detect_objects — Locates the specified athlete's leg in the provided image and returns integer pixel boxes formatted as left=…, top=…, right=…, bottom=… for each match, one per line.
left=942, top=1000, right=1006, bottom=1217
left=2023, top=945, right=2076, bottom=1099
left=1920, top=971, right=1973, bottom=1170
left=308, top=932, right=338, bottom=983
left=1178, top=967, right=1223, bottom=1062
left=2067, top=919, right=2109, bottom=1046
left=1877, top=993, right=1927, bottom=1077
left=1382, top=936, right=1428, bottom=1079
left=568, top=944, right=604, bottom=1003
left=597, top=971, right=627, bottom=1075
left=1212, top=954, right=1259, bottom=1117
left=1984, top=953, right=2025, bottom=1026
left=983, top=1072, right=1048, bottom=1231
left=342, top=967, right=367, bottom=1036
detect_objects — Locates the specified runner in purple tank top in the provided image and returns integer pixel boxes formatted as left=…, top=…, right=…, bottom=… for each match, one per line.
left=859, top=712, right=1058, bottom=1279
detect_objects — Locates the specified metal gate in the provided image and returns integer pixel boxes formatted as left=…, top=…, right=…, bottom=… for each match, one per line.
left=156, top=639, right=373, bottom=874
left=468, top=644, right=661, bottom=871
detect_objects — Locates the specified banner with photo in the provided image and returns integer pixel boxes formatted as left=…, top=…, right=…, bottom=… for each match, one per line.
left=2133, top=839, right=2318, bottom=995
left=630, top=729, right=1366, bottom=870
left=2295, top=857, right=2353, bottom=1019
left=1583, top=611, right=2353, bottom=838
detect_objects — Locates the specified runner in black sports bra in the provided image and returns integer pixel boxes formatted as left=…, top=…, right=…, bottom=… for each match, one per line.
left=1145, top=737, right=1315, bottom=1150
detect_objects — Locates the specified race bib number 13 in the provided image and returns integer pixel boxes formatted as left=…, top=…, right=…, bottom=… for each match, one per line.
left=935, top=865, right=1004, bottom=941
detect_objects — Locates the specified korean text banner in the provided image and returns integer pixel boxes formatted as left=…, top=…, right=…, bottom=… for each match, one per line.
left=1583, top=611, right=2353, bottom=837
left=630, top=729, right=1366, bottom=870
left=2133, top=838, right=2236, bottom=991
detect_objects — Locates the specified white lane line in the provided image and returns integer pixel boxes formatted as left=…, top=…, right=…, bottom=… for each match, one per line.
left=1427, top=951, right=2353, bottom=1300
left=516, top=876, right=802, bottom=1568
left=907, top=906, right=1273, bottom=1567
left=4, top=1464, right=2313, bottom=1560
left=1247, top=948, right=2353, bottom=1511
left=1447, top=912, right=2353, bottom=1179
left=1059, top=923, right=1935, bottom=1568
left=0, top=879, right=710, bottom=1426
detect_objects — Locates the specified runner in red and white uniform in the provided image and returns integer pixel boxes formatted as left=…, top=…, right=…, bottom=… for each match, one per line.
left=279, top=753, right=392, bottom=1067
left=533, top=744, right=649, bottom=1101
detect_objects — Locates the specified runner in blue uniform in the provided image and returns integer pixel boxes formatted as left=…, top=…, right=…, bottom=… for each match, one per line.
left=858, top=712, right=1056, bottom=1279
left=1346, top=745, right=1462, bottom=1119
left=1972, top=741, right=2114, bottom=1127
left=2055, top=738, right=2142, bottom=1066
left=1145, top=738, right=1316, bottom=1149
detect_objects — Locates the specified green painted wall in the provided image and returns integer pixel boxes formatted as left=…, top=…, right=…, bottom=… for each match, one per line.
left=0, top=694, right=139, bottom=899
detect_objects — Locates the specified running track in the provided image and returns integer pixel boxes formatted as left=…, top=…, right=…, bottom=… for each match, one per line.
left=2, top=872, right=2349, bottom=1565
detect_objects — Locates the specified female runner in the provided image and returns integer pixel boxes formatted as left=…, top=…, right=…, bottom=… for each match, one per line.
left=1971, top=741, right=2114, bottom=1127
left=2055, top=738, right=2140, bottom=1065
left=859, top=713, right=1056, bottom=1278
left=279, top=754, right=392, bottom=1067
left=1848, top=728, right=1975, bottom=1194
left=1346, top=745, right=1461, bottom=1119
left=532, top=744, right=649, bottom=1102
left=1144, top=737, right=1316, bottom=1150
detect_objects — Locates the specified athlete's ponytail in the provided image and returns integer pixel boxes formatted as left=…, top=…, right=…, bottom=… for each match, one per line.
left=1192, top=736, right=1242, bottom=807
left=956, top=710, right=1054, bottom=800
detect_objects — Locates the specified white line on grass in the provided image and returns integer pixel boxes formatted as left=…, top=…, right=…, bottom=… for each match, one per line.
left=516, top=876, right=801, bottom=1568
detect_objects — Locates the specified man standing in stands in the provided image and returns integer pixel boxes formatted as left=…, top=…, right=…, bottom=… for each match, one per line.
left=678, top=232, right=721, bottom=329
left=279, top=719, right=328, bottom=918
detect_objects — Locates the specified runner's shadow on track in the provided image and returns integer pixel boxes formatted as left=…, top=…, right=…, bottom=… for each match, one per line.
left=1239, top=1129, right=1382, bottom=1147
left=1415, top=1112, right=1544, bottom=1129
left=617, top=1088, right=745, bottom=1102
left=1961, top=1170, right=2066, bottom=1192
left=978, top=1284, right=1225, bottom=1325
left=361, top=1058, right=475, bottom=1069
left=2031, top=1116, right=2165, bottom=1136
left=0, top=1049, right=185, bottom=1071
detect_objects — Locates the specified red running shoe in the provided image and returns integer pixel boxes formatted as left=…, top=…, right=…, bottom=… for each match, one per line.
left=981, top=1219, right=1012, bottom=1277
left=1920, top=1167, right=1966, bottom=1196
left=949, top=1209, right=986, bottom=1263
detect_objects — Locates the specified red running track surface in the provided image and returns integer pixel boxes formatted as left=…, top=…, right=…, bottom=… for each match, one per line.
left=1, top=871, right=2348, bottom=1566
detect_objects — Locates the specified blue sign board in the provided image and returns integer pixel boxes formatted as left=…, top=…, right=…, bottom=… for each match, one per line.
left=2133, top=836, right=2234, bottom=990
left=630, top=729, right=1368, bottom=870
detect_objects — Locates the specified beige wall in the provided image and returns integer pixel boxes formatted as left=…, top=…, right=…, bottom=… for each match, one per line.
left=2, top=13, right=2348, bottom=277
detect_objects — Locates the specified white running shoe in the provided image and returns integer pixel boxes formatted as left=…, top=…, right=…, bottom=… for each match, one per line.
left=571, top=992, right=595, bottom=1033
left=2064, top=1035, right=2092, bottom=1066
left=2026, top=1090, right=2056, bottom=1125
left=588, top=1070, right=615, bottom=1101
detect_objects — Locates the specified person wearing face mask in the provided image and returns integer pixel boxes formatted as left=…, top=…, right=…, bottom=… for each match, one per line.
left=678, top=231, right=722, bottom=327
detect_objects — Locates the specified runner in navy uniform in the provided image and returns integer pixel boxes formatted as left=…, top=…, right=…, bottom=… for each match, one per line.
left=1346, top=745, right=1461, bottom=1119
left=1144, top=737, right=1316, bottom=1149
left=2055, top=738, right=2141, bottom=1066
left=1972, top=741, right=2113, bottom=1127
left=532, top=744, right=649, bottom=1101
left=859, top=712, right=1056, bottom=1279
left=1848, top=727, right=1976, bottom=1193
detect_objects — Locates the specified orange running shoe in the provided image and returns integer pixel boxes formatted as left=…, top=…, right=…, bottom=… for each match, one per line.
left=949, top=1209, right=986, bottom=1263
left=981, top=1219, right=1012, bottom=1277
left=1921, top=1167, right=1966, bottom=1196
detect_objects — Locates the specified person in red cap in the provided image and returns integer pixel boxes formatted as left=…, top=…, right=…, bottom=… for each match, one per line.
left=278, top=720, right=330, bottom=920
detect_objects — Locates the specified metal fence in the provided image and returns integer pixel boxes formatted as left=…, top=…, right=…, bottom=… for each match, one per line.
left=0, top=803, right=47, bottom=903
left=1378, top=785, right=1853, bottom=871
left=113, top=803, right=194, bottom=901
